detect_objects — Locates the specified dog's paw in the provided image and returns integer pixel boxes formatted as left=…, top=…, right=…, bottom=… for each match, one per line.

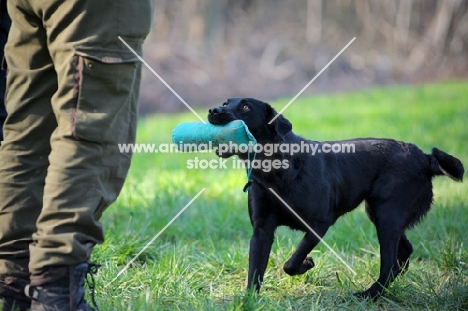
left=353, top=284, right=383, bottom=301
left=283, top=257, right=315, bottom=276
left=300, top=257, right=315, bottom=273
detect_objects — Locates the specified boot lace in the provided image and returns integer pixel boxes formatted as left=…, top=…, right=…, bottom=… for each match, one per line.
left=86, top=263, right=101, bottom=311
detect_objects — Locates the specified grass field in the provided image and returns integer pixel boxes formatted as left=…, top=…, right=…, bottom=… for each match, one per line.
left=93, top=81, right=468, bottom=310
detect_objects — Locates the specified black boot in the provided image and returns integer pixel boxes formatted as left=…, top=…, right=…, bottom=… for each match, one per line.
left=25, top=263, right=99, bottom=311
left=0, top=276, right=31, bottom=311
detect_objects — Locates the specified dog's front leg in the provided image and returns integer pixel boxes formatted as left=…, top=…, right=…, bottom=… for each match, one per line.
left=283, top=223, right=330, bottom=276
left=247, top=226, right=275, bottom=293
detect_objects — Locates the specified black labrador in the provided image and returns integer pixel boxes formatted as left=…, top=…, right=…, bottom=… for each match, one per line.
left=207, top=98, right=464, bottom=299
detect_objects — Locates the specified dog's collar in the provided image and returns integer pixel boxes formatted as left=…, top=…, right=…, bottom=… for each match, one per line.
left=243, top=141, right=257, bottom=192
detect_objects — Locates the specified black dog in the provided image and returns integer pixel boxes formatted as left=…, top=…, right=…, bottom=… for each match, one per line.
left=208, top=98, right=464, bottom=299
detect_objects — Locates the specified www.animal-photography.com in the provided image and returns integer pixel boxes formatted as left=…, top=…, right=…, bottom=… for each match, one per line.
left=1, top=1, right=466, bottom=310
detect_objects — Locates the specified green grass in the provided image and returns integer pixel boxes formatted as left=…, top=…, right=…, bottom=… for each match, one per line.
left=93, top=81, right=468, bottom=310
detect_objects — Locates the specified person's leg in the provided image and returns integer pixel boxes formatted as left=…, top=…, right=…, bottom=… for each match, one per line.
left=0, top=1, right=57, bottom=310
left=23, top=0, right=152, bottom=309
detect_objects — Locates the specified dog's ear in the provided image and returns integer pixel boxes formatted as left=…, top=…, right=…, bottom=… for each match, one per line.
left=266, top=104, right=292, bottom=141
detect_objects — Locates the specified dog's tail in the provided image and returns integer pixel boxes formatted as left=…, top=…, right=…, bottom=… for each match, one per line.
left=429, top=148, right=464, bottom=181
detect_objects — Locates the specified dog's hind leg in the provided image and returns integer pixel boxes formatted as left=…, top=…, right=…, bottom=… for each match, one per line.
left=355, top=205, right=403, bottom=300
left=397, top=233, right=413, bottom=273
left=283, top=223, right=330, bottom=276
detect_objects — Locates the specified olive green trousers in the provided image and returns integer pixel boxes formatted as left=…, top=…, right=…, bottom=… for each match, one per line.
left=0, top=0, right=152, bottom=280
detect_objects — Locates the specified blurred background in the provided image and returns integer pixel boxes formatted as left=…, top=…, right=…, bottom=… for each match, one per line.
left=140, top=0, right=468, bottom=114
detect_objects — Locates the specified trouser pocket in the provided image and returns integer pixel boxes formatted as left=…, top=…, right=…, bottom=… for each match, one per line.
left=72, top=48, right=141, bottom=144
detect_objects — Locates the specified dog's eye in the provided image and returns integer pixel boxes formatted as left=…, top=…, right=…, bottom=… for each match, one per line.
left=222, top=102, right=228, bottom=106
left=242, top=104, right=250, bottom=112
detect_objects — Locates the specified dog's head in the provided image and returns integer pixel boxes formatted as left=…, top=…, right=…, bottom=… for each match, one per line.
left=208, top=98, right=292, bottom=144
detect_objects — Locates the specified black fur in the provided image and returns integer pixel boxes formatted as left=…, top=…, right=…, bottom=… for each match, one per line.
left=208, top=98, right=465, bottom=300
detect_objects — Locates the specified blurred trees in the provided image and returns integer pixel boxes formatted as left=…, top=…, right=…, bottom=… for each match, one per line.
left=140, top=0, right=468, bottom=113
